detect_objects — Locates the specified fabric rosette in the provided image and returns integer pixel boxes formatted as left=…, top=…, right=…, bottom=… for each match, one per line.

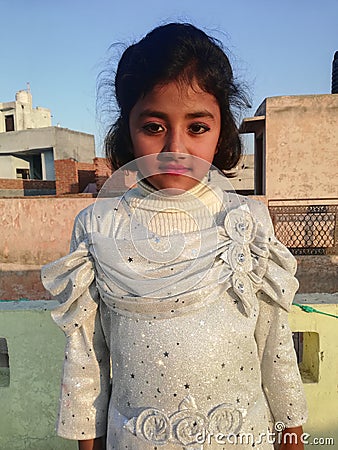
left=208, top=403, right=244, bottom=436
left=219, top=205, right=257, bottom=316
left=223, top=206, right=256, bottom=245
left=135, top=408, right=170, bottom=444
left=170, top=409, right=208, bottom=446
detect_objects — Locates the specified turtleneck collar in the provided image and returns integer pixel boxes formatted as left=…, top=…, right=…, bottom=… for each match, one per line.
left=122, top=174, right=224, bottom=235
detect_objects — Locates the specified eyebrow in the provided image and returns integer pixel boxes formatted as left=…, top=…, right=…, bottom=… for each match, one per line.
left=186, top=110, right=215, bottom=120
left=138, top=109, right=216, bottom=120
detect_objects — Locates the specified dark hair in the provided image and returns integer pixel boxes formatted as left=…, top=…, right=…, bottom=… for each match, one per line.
left=104, top=23, right=250, bottom=171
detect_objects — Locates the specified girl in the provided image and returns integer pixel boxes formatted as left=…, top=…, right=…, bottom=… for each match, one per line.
left=42, top=23, right=307, bottom=450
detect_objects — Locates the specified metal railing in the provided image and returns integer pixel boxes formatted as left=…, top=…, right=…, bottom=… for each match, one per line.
left=269, top=204, right=338, bottom=255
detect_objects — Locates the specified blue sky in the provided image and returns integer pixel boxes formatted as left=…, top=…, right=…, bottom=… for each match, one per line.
left=1, top=0, right=337, bottom=155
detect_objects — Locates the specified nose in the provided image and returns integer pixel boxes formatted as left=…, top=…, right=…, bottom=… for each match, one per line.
left=160, top=129, right=187, bottom=158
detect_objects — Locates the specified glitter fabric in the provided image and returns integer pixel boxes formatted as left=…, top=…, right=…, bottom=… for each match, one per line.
left=41, top=180, right=307, bottom=449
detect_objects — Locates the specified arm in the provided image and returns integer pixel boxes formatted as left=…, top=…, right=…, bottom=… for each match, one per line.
left=254, top=293, right=307, bottom=450
left=55, top=301, right=111, bottom=440
left=42, top=211, right=111, bottom=441
left=255, top=293, right=307, bottom=429
left=249, top=200, right=307, bottom=438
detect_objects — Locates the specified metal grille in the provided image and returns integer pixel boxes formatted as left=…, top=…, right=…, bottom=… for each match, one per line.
left=269, top=205, right=338, bottom=256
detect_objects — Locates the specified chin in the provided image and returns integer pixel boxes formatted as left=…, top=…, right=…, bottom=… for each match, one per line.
left=147, top=174, right=201, bottom=193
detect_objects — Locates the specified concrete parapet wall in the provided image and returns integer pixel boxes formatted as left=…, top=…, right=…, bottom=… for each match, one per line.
left=0, top=127, right=94, bottom=164
left=0, top=197, right=95, bottom=265
left=0, top=197, right=95, bottom=300
left=296, top=255, right=338, bottom=293
left=0, top=263, right=50, bottom=300
left=0, top=195, right=266, bottom=267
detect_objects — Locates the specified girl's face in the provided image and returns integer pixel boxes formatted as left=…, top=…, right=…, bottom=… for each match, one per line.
left=129, top=81, right=221, bottom=192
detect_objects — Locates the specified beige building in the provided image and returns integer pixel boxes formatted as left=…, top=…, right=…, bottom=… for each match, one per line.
left=0, top=89, right=51, bottom=133
left=0, top=126, right=95, bottom=181
left=0, top=90, right=95, bottom=195
left=241, top=94, right=338, bottom=200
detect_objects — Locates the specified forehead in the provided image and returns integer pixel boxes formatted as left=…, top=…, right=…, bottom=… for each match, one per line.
left=132, top=80, right=220, bottom=115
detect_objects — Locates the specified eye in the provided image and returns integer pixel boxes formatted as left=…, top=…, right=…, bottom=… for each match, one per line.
left=189, top=123, right=211, bottom=134
left=142, top=122, right=165, bottom=134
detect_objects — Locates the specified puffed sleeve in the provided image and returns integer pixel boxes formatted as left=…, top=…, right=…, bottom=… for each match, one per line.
left=41, top=211, right=111, bottom=440
left=249, top=200, right=308, bottom=428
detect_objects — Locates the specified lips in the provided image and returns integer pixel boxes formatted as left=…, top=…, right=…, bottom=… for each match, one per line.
left=160, top=164, right=190, bottom=175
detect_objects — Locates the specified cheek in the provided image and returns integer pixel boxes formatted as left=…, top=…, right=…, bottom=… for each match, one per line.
left=199, top=134, right=220, bottom=161
left=130, top=134, right=161, bottom=158
left=130, top=135, right=146, bottom=158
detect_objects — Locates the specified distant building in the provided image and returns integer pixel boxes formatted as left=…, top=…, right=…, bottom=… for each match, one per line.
left=240, top=93, right=338, bottom=201
left=0, top=90, right=96, bottom=196
left=0, top=89, right=51, bottom=132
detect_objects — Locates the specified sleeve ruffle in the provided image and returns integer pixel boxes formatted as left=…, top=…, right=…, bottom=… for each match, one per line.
left=221, top=200, right=299, bottom=316
left=41, top=240, right=99, bottom=336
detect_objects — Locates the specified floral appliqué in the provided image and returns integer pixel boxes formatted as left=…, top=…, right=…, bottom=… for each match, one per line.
left=124, top=395, right=245, bottom=447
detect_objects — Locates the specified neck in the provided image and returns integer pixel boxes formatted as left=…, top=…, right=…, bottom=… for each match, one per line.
left=123, top=176, right=224, bottom=235
left=137, top=174, right=210, bottom=198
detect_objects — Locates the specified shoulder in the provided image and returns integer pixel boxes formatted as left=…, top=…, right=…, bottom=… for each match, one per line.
left=74, top=197, right=122, bottom=232
left=69, top=197, right=123, bottom=249
left=245, top=197, right=272, bottom=229
left=226, top=193, right=270, bottom=219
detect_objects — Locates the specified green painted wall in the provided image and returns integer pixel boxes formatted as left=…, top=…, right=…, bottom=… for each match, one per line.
left=0, top=301, right=76, bottom=450
left=289, top=294, right=338, bottom=447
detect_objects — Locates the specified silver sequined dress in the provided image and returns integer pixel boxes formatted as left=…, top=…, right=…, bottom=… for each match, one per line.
left=41, top=180, right=307, bottom=449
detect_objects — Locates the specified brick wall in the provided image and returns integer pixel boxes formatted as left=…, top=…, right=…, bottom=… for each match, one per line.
left=77, top=162, right=96, bottom=192
left=55, top=159, right=108, bottom=195
left=0, top=157, right=113, bottom=196
left=94, top=157, right=112, bottom=190
left=54, top=159, right=79, bottom=195
left=0, top=178, right=56, bottom=192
